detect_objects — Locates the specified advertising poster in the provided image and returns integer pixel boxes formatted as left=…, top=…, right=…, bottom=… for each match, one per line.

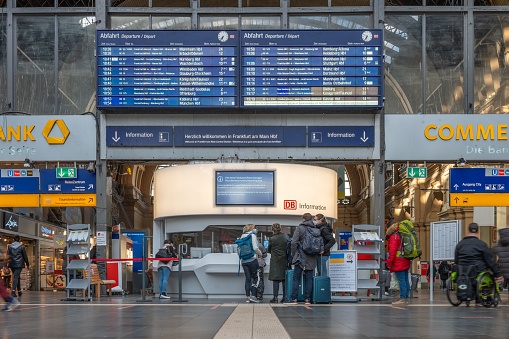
left=330, top=250, right=357, bottom=292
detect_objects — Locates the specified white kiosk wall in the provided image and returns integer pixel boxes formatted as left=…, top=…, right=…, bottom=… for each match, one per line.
left=152, top=163, right=337, bottom=299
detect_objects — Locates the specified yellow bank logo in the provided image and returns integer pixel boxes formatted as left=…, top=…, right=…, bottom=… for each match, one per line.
left=42, top=119, right=70, bottom=145
left=424, top=124, right=508, bottom=141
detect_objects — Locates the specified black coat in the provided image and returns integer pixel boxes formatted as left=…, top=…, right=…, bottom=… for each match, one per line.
left=455, top=236, right=500, bottom=276
left=495, top=228, right=509, bottom=279
left=7, top=242, right=30, bottom=269
left=318, top=222, right=336, bottom=256
left=268, top=233, right=287, bottom=281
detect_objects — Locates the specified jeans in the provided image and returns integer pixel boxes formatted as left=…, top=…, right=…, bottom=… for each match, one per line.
left=292, top=265, right=314, bottom=301
left=242, top=260, right=259, bottom=297
left=316, top=255, right=329, bottom=276
left=11, top=268, right=22, bottom=293
left=158, top=266, right=171, bottom=294
left=395, top=270, right=410, bottom=299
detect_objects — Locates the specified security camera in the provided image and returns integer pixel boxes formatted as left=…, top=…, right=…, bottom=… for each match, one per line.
left=23, top=159, right=31, bottom=168
left=87, top=161, right=95, bottom=173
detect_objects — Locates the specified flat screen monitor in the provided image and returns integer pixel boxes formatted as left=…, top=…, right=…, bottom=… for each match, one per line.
left=215, top=171, right=274, bottom=205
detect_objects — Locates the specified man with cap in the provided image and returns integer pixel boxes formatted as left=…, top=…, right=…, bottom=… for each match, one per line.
left=454, top=223, right=502, bottom=282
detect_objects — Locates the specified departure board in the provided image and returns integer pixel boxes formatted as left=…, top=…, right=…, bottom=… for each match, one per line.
left=96, top=30, right=238, bottom=108
left=240, top=30, right=383, bottom=107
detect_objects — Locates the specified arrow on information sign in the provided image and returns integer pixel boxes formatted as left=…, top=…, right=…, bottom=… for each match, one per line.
left=360, top=131, right=369, bottom=143
left=112, top=131, right=120, bottom=142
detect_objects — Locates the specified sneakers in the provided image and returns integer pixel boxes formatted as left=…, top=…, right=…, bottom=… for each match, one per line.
left=304, top=299, right=311, bottom=305
left=392, top=298, right=407, bottom=305
left=159, top=293, right=171, bottom=299
left=18, top=291, right=22, bottom=297
left=269, top=298, right=278, bottom=303
left=285, top=299, right=298, bottom=305
left=384, top=291, right=390, bottom=296
left=11, top=292, right=17, bottom=298
left=249, top=296, right=259, bottom=303
left=280, top=298, right=285, bottom=304
left=3, top=298, right=20, bottom=312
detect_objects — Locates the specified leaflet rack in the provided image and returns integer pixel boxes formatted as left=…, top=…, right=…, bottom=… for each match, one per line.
left=352, top=224, right=382, bottom=301
left=64, top=224, right=91, bottom=301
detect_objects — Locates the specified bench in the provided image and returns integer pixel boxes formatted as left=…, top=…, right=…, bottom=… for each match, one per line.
left=84, top=264, right=117, bottom=298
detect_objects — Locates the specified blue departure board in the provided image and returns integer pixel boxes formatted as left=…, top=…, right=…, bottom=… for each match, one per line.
left=96, top=30, right=239, bottom=108
left=240, top=30, right=383, bottom=108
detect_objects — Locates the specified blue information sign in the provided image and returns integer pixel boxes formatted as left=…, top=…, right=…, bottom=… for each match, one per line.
left=240, top=30, right=383, bottom=108
left=0, top=169, right=39, bottom=193
left=308, top=126, right=374, bottom=147
left=216, top=171, right=274, bottom=205
left=174, top=126, right=306, bottom=147
left=107, top=126, right=173, bottom=147
left=122, top=231, right=145, bottom=273
left=450, top=168, right=509, bottom=193
left=96, top=30, right=239, bottom=108
left=40, top=169, right=96, bottom=193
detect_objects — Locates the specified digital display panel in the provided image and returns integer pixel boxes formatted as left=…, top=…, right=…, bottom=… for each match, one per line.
left=96, top=30, right=238, bottom=108
left=240, top=30, right=383, bottom=107
left=216, top=171, right=274, bottom=205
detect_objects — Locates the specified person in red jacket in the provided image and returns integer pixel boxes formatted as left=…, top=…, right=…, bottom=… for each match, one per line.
left=386, top=222, right=411, bottom=305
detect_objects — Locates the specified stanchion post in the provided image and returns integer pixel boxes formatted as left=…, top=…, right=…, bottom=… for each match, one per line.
left=137, top=235, right=153, bottom=303
left=173, top=243, right=188, bottom=303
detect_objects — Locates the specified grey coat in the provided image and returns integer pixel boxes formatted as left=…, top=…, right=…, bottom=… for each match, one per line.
left=291, top=220, right=319, bottom=271
left=496, top=228, right=509, bottom=279
left=268, top=233, right=288, bottom=281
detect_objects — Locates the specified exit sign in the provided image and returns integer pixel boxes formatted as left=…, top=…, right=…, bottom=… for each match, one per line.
left=56, top=167, right=77, bottom=178
left=406, top=167, right=427, bottom=179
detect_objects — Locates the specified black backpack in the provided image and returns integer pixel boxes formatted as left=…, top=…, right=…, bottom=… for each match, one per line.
left=301, top=226, right=323, bottom=255
left=284, top=234, right=292, bottom=264
left=155, top=248, right=171, bottom=264
left=456, top=265, right=476, bottom=302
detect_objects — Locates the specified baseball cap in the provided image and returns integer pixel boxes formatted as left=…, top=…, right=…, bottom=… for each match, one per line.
left=468, top=222, right=479, bottom=233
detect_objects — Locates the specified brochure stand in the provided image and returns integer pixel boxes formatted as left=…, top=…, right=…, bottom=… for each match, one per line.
left=63, top=224, right=91, bottom=301
left=352, top=224, right=382, bottom=301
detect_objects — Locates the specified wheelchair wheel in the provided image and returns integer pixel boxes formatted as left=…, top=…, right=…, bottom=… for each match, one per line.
left=476, top=272, right=498, bottom=308
left=446, top=279, right=462, bottom=306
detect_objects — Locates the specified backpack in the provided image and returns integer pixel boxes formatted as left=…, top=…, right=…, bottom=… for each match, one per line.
left=439, top=263, right=449, bottom=276
left=284, top=233, right=292, bottom=264
left=301, top=226, right=324, bottom=255
left=397, top=220, right=422, bottom=260
left=235, top=233, right=255, bottom=260
left=455, top=265, right=476, bottom=301
left=155, top=248, right=171, bottom=264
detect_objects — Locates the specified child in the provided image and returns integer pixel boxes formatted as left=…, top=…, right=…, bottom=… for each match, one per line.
left=256, top=241, right=267, bottom=300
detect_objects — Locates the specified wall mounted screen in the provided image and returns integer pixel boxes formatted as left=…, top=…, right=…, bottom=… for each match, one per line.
left=215, top=171, right=274, bottom=205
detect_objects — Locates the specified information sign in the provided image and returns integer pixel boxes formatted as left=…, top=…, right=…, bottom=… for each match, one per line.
left=240, top=30, right=383, bottom=107
left=450, top=168, right=509, bottom=193
left=107, top=126, right=173, bottom=147
left=56, top=167, right=77, bottom=179
left=431, top=220, right=461, bottom=261
left=0, top=169, right=40, bottom=194
left=40, top=194, right=96, bottom=207
left=96, top=30, right=238, bottom=108
left=406, top=167, right=427, bottom=179
left=40, top=169, right=96, bottom=193
left=329, top=250, right=357, bottom=292
left=308, top=126, right=374, bottom=147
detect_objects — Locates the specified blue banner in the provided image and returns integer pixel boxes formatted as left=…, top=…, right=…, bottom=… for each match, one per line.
left=40, top=169, right=96, bottom=193
left=450, top=168, right=509, bottom=193
left=107, top=126, right=173, bottom=147
left=308, top=126, right=375, bottom=147
left=0, top=169, right=39, bottom=193
left=174, top=126, right=306, bottom=147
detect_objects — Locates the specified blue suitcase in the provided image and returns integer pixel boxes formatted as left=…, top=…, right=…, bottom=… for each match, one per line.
left=285, top=269, right=305, bottom=302
left=312, top=275, right=331, bottom=304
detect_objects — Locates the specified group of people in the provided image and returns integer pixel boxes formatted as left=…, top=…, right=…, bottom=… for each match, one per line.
left=240, top=212, right=335, bottom=304
left=0, top=235, right=30, bottom=311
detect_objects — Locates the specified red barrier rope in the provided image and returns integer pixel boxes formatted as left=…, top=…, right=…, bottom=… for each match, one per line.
left=91, top=258, right=178, bottom=262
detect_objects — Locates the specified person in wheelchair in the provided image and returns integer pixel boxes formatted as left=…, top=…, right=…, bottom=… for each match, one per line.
left=454, top=222, right=503, bottom=304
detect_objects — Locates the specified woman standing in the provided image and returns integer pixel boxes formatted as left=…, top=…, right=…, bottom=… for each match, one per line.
left=386, top=222, right=411, bottom=305
left=157, top=240, right=176, bottom=299
left=240, top=224, right=262, bottom=303
left=268, top=223, right=289, bottom=303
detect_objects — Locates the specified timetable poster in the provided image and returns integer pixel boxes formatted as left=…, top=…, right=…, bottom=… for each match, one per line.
left=240, top=30, right=383, bottom=108
left=96, top=30, right=239, bottom=108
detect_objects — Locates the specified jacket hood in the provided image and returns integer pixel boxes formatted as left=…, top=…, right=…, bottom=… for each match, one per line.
left=300, top=220, right=315, bottom=228
left=499, top=228, right=509, bottom=246
left=10, top=242, right=22, bottom=249
left=386, top=223, right=399, bottom=236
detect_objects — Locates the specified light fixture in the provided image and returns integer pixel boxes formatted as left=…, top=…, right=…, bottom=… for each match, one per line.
left=23, top=158, right=31, bottom=168
left=87, top=161, right=95, bottom=173
left=458, top=158, right=466, bottom=167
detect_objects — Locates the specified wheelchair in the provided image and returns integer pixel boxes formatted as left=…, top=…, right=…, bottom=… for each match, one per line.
left=446, top=265, right=501, bottom=308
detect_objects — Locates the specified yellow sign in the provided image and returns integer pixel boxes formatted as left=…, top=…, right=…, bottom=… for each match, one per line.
left=0, top=194, right=39, bottom=207
left=42, top=119, right=70, bottom=145
left=40, top=194, right=96, bottom=207
left=450, top=193, right=509, bottom=207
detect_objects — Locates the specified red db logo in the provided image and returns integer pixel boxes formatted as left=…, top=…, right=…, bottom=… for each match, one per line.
left=284, top=200, right=297, bottom=210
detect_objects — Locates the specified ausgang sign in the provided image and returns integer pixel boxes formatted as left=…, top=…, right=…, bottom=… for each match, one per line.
left=385, top=114, right=509, bottom=161
left=0, top=115, right=96, bottom=161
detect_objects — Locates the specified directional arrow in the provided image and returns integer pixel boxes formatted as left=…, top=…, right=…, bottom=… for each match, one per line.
left=454, top=197, right=459, bottom=204
left=112, top=130, right=120, bottom=142
left=88, top=197, right=94, bottom=203
left=360, top=131, right=369, bottom=142
left=58, top=168, right=65, bottom=177
left=409, top=168, right=415, bottom=177
left=453, top=184, right=459, bottom=190
left=347, top=260, right=353, bottom=263
left=88, top=184, right=94, bottom=190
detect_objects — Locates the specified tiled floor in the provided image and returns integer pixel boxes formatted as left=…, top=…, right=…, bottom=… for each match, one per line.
left=0, top=289, right=507, bottom=338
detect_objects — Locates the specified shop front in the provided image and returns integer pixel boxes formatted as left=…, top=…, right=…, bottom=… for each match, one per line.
left=39, top=224, right=66, bottom=291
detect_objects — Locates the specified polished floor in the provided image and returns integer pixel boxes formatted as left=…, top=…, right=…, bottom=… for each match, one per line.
left=0, top=288, right=507, bottom=338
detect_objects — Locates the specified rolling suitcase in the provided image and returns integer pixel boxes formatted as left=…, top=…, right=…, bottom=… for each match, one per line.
left=285, top=269, right=305, bottom=302
left=312, top=275, right=331, bottom=304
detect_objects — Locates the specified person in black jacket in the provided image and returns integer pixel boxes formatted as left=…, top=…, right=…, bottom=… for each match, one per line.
left=455, top=223, right=502, bottom=281
left=495, top=228, right=509, bottom=290
left=315, top=213, right=336, bottom=277
left=7, top=235, right=30, bottom=298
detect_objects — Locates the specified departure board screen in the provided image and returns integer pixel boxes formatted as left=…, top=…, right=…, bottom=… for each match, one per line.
left=240, top=30, right=383, bottom=107
left=96, top=30, right=238, bottom=108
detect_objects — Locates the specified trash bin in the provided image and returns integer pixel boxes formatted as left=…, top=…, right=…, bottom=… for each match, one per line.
left=411, top=273, right=420, bottom=292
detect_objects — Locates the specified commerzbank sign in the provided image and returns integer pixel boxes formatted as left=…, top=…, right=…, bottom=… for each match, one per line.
left=385, top=114, right=509, bottom=161
left=0, top=115, right=96, bottom=161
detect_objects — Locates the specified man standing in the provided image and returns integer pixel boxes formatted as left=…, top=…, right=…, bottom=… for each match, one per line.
left=8, top=236, right=30, bottom=298
left=314, top=213, right=335, bottom=276
left=287, top=213, right=323, bottom=305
